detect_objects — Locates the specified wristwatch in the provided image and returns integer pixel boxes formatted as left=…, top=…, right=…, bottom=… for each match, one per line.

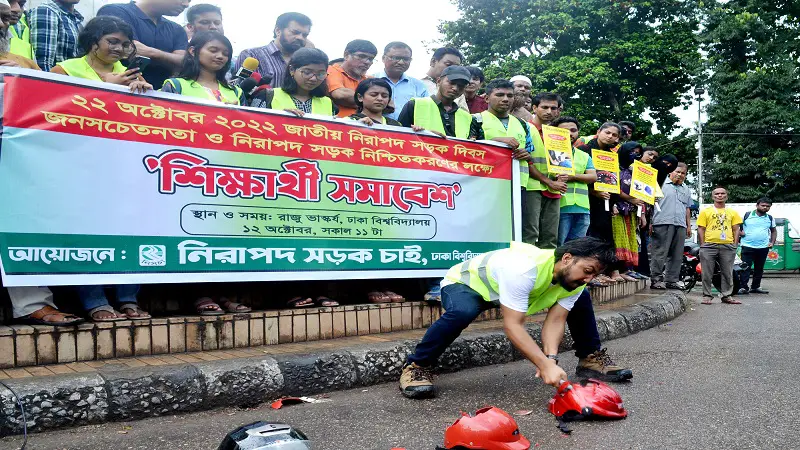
left=546, top=354, right=559, bottom=364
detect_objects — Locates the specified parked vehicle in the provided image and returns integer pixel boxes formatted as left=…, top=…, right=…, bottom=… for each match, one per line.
left=680, top=241, right=742, bottom=294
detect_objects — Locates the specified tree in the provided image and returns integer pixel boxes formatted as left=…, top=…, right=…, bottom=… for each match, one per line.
left=701, top=1, right=800, bottom=202
left=440, top=0, right=702, bottom=141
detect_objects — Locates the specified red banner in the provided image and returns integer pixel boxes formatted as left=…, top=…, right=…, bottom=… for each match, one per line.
left=4, top=75, right=511, bottom=180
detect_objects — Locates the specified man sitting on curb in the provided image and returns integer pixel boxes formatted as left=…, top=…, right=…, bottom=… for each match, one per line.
left=400, top=237, right=617, bottom=398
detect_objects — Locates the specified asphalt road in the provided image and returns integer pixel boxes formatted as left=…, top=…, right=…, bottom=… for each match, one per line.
left=2, top=277, right=799, bottom=450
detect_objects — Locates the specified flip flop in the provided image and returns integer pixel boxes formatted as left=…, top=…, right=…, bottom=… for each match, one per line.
left=701, top=297, right=713, bottom=305
left=287, top=296, right=314, bottom=308
left=17, top=306, right=84, bottom=327
left=721, top=297, right=742, bottom=305
left=196, top=297, right=225, bottom=316
left=367, top=291, right=391, bottom=304
left=219, top=298, right=252, bottom=313
left=89, top=308, right=127, bottom=322
left=119, top=306, right=152, bottom=321
left=384, top=291, right=405, bottom=303
left=315, top=296, right=339, bottom=307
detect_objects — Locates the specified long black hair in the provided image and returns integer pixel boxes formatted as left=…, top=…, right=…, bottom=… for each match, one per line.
left=78, top=16, right=136, bottom=59
left=178, top=31, right=234, bottom=89
left=354, top=78, right=392, bottom=112
left=282, top=48, right=329, bottom=97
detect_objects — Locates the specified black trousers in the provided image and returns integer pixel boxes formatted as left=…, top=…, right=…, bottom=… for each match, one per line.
left=740, top=246, right=769, bottom=290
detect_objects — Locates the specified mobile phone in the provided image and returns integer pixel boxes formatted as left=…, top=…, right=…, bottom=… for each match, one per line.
left=128, top=56, right=151, bottom=72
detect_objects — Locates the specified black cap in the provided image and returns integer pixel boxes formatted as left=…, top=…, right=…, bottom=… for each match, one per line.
left=441, top=65, right=471, bottom=83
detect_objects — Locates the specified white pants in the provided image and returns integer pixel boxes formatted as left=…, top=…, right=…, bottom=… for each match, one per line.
left=7, top=287, right=56, bottom=318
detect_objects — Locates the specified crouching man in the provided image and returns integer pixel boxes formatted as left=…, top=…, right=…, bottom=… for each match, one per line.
left=400, top=237, right=616, bottom=398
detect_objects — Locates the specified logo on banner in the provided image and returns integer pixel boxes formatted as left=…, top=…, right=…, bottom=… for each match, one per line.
left=139, top=245, right=166, bottom=266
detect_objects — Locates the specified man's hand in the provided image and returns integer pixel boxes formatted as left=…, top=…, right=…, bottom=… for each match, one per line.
left=283, top=108, right=305, bottom=117
left=640, top=213, right=648, bottom=228
left=411, top=125, right=445, bottom=138
left=547, top=179, right=568, bottom=193
left=687, top=227, right=692, bottom=238
left=592, top=190, right=611, bottom=200
left=629, top=198, right=645, bottom=207
left=492, top=137, right=520, bottom=149
left=133, top=40, right=155, bottom=58
left=512, top=149, right=532, bottom=162
left=0, top=59, right=21, bottom=67
left=535, top=359, right=568, bottom=387
left=128, top=80, right=153, bottom=93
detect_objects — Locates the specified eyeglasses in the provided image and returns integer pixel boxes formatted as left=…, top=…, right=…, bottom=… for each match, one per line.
left=350, top=53, right=375, bottom=64
left=104, top=37, right=133, bottom=51
left=298, top=68, right=327, bottom=80
left=386, top=56, right=412, bottom=63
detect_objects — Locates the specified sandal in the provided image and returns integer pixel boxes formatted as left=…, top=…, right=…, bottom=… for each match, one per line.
left=315, top=296, right=339, bottom=307
left=287, top=296, right=314, bottom=308
left=196, top=297, right=225, bottom=315
left=367, top=291, right=391, bottom=304
left=18, top=305, right=84, bottom=327
left=219, top=297, right=252, bottom=313
left=384, top=291, right=405, bottom=303
left=721, top=297, right=742, bottom=305
left=89, top=307, right=127, bottom=322
left=701, top=296, right=713, bottom=305
left=119, top=306, right=152, bottom=321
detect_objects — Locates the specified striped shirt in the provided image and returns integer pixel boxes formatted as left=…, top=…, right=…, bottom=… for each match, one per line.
left=29, top=0, right=84, bottom=72
left=233, top=42, right=288, bottom=88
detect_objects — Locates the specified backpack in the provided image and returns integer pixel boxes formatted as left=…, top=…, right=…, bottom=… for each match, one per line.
left=742, top=210, right=774, bottom=230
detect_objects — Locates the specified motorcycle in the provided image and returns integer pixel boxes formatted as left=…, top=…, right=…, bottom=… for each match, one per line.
left=680, top=241, right=742, bottom=294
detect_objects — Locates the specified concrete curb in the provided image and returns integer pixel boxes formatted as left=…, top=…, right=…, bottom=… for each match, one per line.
left=0, top=292, right=687, bottom=435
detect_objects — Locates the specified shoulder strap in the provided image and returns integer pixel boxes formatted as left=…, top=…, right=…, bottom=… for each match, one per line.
left=515, top=116, right=531, bottom=138
left=165, top=78, right=182, bottom=94
left=743, top=211, right=751, bottom=223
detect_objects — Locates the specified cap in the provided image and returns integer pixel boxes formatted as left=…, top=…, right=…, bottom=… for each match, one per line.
left=510, top=75, right=532, bottom=86
left=441, top=66, right=471, bottom=83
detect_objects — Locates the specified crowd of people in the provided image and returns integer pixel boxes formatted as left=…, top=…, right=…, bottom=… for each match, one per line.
left=0, top=2, right=777, bottom=383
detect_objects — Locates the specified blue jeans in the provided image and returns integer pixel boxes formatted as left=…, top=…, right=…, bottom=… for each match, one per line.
left=558, top=212, right=591, bottom=246
left=408, top=283, right=494, bottom=367
left=407, top=285, right=603, bottom=366
left=77, top=285, right=140, bottom=312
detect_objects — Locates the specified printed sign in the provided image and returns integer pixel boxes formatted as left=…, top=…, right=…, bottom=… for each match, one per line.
left=631, top=160, right=658, bottom=205
left=591, top=149, right=620, bottom=194
left=542, top=125, right=575, bottom=176
left=0, top=70, right=517, bottom=286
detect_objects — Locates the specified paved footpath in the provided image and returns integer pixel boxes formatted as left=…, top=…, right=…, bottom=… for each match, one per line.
left=2, top=278, right=799, bottom=449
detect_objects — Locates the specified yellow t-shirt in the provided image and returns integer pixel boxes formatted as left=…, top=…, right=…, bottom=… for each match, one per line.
left=697, top=207, right=743, bottom=244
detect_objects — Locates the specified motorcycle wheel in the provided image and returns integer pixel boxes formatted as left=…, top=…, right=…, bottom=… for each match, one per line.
left=680, top=264, right=697, bottom=292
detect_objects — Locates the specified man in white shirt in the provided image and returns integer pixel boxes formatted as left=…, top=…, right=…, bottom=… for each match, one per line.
left=399, top=237, right=617, bottom=398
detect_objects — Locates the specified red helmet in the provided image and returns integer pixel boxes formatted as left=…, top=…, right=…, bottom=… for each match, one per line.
left=443, top=407, right=531, bottom=450
left=549, top=379, right=628, bottom=420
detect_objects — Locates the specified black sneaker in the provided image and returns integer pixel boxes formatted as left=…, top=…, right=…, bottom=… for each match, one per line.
left=750, top=287, right=769, bottom=294
left=737, top=288, right=750, bottom=295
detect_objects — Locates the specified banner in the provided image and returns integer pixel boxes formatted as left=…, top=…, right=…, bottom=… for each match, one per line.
left=591, top=149, right=620, bottom=194
left=0, top=70, right=518, bottom=286
left=542, top=125, right=575, bottom=176
left=630, top=161, right=658, bottom=205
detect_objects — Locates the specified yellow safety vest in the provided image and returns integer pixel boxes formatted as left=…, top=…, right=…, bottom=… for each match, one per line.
left=9, top=17, right=33, bottom=60
left=413, top=96, right=472, bottom=139
left=560, top=148, right=591, bottom=210
left=271, top=88, right=334, bottom=115
left=479, top=111, right=530, bottom=189
left=444, top=241, right=584, bottom=315
left=163, top=78, right=243, bottom=105
left=56, top=57, right=126, bottom=82
left=526, top=125, right=557, bottom=193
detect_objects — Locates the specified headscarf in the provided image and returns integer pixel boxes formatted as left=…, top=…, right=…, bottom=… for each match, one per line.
left=653, top=154, right=679, bottom=186
left=618, top=141, right=644, bottom=169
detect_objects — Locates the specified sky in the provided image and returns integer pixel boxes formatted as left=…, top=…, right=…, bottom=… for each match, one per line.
left=52, top=0, right=701, bottom=134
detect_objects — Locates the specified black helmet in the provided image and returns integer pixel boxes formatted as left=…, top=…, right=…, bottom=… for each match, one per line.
left=218, top=422, right=311, bottom=450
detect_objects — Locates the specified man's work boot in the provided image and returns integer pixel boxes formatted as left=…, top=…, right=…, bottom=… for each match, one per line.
left=576, top=348, right=633, bottom=382
left=399, top=363, right=436, bottom=399
left=750, top=287, right=769, bottom=294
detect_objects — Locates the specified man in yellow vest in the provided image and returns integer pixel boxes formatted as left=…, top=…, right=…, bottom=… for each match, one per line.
left=0, top=0, right=39, bottom=69
left=397, top=65, right=482, bottom=140
left=552, top=116, right=597, bottom=245
left=399, top=237, right=617, bottom=398
left=7, top=0, right=31, bottom=59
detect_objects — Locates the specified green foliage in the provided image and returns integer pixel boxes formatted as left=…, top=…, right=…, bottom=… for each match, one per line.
left=701, top=0, right=800, bottom=202
left=440, top=0, right=702, bottom=141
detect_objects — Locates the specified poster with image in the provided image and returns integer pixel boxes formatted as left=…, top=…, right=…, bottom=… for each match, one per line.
left=543, top=125, right=575, bottom=175
left=591, top=149, right=620, bottom=193
left=631, top=160, right=658, bottom=205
